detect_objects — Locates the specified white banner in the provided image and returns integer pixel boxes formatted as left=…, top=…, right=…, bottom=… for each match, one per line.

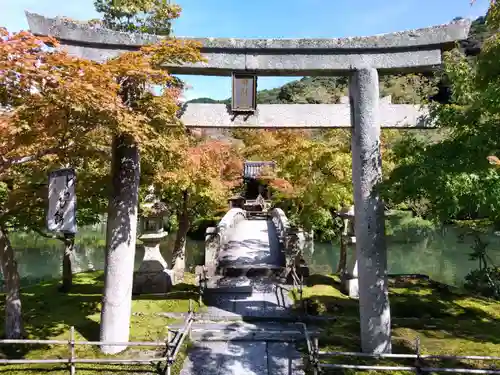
left=47, top=168, right=77, bottom=234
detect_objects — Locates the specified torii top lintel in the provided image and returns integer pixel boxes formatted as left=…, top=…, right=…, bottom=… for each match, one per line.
left=25, top=11, right=471, bottom=76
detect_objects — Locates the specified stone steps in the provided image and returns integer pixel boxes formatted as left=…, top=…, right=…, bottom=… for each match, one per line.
left=177, top=322, right=309, bottom=374
left=219, top=264, right=283, bottom=278
left=170, top=321, right=315, bottom=342
left=179, top=341, right=305, bottom=375
left=204, top=276, right=288, bottom=294
left=203, top=293, right=292, bottom=318
left=201, top=275, right=294, bottom=319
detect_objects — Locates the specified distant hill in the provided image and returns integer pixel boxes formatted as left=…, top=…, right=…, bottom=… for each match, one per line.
left=186, top=97, right=222, bottom=104
left=186, top=16, right=489, bottom=107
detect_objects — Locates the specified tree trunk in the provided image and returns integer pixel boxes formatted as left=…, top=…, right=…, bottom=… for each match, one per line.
left=172, top=190, right=189, bottom=281
left=60, top=235, right=74, bottom=293
left=0, top=226, right=23, bottom=339
left=100, top=133, right=140, bottom=355
left=337, top=240, right=348, bottom=275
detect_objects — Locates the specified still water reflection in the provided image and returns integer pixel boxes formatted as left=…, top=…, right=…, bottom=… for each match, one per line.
left=7, top=223, right=500, bottom=288
left=306, top=225, right=500, bottom=287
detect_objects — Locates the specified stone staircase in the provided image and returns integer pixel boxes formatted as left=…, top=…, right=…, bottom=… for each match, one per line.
left=178, top=275, right=308, bottom=374
left=173, top=321, right=308, bottom=342
left=203, top=276, right=294, bottom=319
left=177, top=320, right=307, bottom=375
left=179, top=340, right=304, bottom=375
left=178, top=215, right=309, bottom=374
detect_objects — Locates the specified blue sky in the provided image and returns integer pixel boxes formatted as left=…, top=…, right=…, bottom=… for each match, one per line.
left=0, top=0, right=490, bottom=100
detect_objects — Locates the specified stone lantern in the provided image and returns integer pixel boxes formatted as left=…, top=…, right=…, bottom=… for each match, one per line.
left=132, top=200, right=176, bottom=294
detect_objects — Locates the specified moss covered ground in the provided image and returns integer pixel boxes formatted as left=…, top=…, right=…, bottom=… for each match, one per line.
left=0, top=271, right=202, bottom=375
left=295, top=274, right=500, bottom=374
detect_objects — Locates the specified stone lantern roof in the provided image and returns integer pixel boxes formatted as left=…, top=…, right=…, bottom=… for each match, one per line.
left=141, top=201, right=169, bottom=218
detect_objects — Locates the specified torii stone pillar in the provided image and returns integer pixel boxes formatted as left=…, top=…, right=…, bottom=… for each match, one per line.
left=350, top=68, right=391, bottom=354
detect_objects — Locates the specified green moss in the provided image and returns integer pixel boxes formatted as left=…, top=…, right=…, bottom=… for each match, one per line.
left=294, top=274, right=500, bottom=374
left=0, top=271, right=200, bottom=374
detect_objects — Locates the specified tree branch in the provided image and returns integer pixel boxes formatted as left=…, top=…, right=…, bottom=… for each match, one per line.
left=0, top=140, right=75, bottom=172
left=30, top=226, right=65, bottom=242
left=3, top=147, right=58, bottom=167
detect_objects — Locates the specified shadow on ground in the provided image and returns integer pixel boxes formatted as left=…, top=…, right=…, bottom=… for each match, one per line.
left=296, top=274, right=500, bottom=373
left=179, top=324, right=303, bottom=375
left=0, top=270, right=198, bottom=369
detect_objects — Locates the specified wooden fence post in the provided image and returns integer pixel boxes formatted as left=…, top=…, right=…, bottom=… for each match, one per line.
left=69, top=326, right=75, bottom=375
left=300, top=274, right=305, bottom=314
left=415, top=336, right=422, bottom=375
left=313, top=337, right=319, bottom=375
left=165, top=330, right=171, bottom=375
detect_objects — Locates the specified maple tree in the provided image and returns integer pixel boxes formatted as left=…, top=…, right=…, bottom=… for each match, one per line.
left=232, top=127, right=401, bottom=243
left=233, top=129, right=353, bottom=237
left=155, top=135, right=242, bottom=279
left=0, top=26, right=202, bottom=339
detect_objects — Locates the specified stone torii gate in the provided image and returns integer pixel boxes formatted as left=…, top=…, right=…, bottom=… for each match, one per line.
left=26, top=12, right=470, bottom=354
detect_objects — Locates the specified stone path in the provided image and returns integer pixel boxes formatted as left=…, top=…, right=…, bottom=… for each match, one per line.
left=218, top=218, right=282, bottom=269
left=204, top=277, right=293, bottom=319
left=179, top=218, right=306, bottom=375
left=180, top=341, right=303, bottom=375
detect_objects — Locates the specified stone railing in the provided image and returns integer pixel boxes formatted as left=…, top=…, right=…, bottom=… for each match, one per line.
left=269, top=208, right=308, bottom=278
left=270, top=208, right=290, bottom=243
left=203, top=208, right=246, bottom=277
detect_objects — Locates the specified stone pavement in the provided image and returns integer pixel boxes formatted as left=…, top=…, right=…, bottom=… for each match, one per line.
left=218, top=218, right=282, bottom=269
left=203, top=277, right=293, bottom=319
left=179, top=218, right=305, bottom=375
left=179, top=341, right=304, bottom=375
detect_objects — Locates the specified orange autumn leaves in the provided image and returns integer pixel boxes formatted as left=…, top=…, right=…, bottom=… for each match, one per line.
left=158, top=137, right=243, bottom=206
left=0, top=27, right=203, bottom=177
left=237, top=129, right=350, bottom=193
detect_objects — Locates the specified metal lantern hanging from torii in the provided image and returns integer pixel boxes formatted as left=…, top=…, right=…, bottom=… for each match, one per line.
left=232, top=73, right=257, bottom=113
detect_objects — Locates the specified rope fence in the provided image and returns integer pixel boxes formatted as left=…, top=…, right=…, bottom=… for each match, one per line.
left=307, top=336, right=500, bottom=374
left=0, top=301, right=196, bottom=375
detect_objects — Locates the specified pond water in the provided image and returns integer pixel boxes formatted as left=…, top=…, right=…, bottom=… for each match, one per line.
left=6, top=219, right=500, bottom=288
left=307, top=226, right=500, bottom=287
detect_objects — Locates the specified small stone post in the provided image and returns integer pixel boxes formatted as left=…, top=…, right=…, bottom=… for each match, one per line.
left=349, top=68, right=392, bottom=354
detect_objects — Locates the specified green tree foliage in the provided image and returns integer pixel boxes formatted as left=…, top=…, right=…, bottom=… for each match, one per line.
left=382, top=5, right=500, bottom=222
left=94, top=0, right=180, bottom=35
left=188, top=75, right=431, bottom=106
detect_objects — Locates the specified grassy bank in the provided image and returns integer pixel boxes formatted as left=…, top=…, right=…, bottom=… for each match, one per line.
left=0, top=272, right=202, bottom=375
left=295, top=274, right=500, bottom=373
